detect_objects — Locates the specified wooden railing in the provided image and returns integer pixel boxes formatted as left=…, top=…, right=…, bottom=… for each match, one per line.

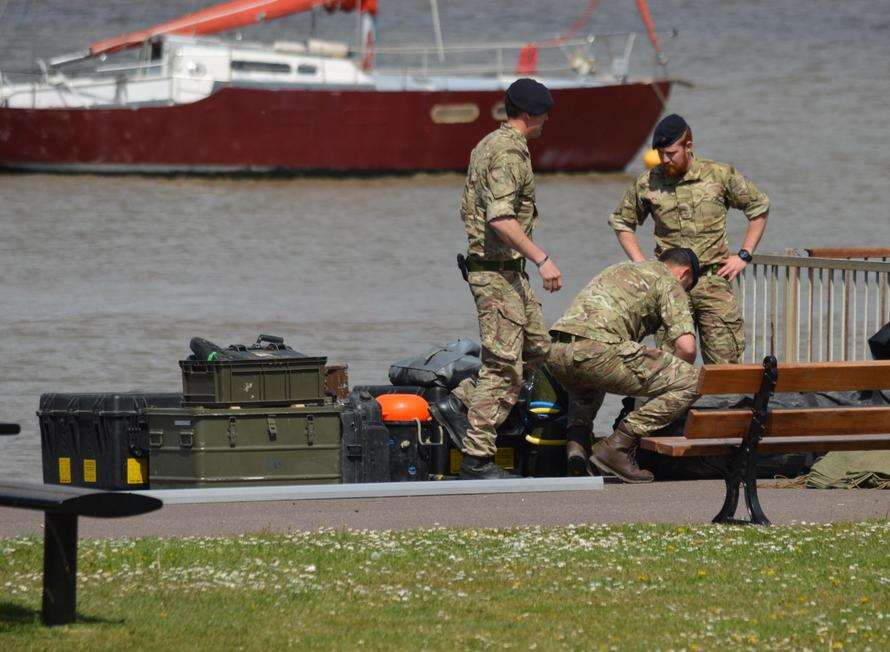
left=738, top=250, right=890, bottom=363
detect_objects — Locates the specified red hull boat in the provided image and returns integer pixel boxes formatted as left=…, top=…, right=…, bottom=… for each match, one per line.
left=0, top=0, right=674, bottom=173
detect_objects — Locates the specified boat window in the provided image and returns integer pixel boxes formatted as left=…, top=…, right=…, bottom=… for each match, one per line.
left=231, top=60, right=292, bottom=74
left=491, top=102, right=507, bottom=122
left=430, top=103, right=480, bottom=125
left=297, top=64, right=318, bottom=75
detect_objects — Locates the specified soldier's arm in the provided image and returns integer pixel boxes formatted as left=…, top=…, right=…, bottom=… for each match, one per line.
left=673, top=333, right=697, bottom=364
left=489, top=218, right=563, bottom=292
left=616, top=232, right=647, bottom=263
left=486, top=153, right=563, bottom=292
left=659, top=279, right=698, bottom=363
left=718, top=167, right=771, bottom=280
left=609, top=183, right=649, bottom=262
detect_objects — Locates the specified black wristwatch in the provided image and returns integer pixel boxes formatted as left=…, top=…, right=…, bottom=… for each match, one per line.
left=737, top=249, right=753, bottom=263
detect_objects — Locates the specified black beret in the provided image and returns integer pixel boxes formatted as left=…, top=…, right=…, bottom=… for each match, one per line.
left=652, top=113, right=689, bottom=149
left=680, top=248, right=701, bottom=289
left=506, top=78, right=554, bottom=116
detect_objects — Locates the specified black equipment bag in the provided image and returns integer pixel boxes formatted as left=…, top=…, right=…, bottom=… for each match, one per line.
left=388, top=339, right=482, bottom=390
left=868, top=321, right=890, bottom=360
left=189, top=334, right=307, bottom=361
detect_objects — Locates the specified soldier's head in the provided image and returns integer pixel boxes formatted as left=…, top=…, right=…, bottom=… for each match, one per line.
left=659, top=247, right=700, bottom=291
left=505, top=78, right=554, bottom=139
left=652, top=114, right=693, bottom=177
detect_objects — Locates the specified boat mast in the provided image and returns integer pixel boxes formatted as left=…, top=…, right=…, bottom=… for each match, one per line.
left=88, top=0, right=378, bottom=58
left=430, top=0, right=445, bottom=62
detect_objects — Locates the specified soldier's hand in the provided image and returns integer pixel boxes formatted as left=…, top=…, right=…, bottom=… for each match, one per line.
left=718, top=255, right=747, bottom=281
left=539, top=259, right=563, bottom=292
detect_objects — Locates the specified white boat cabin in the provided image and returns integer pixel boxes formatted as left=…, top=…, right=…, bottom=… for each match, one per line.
left=0, top=34, right=374, bottom=109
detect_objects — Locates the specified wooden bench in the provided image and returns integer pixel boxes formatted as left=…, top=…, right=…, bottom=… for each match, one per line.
left=640, top=357, right=890, bottom=525
left=0, top=480, right=162, bottom=625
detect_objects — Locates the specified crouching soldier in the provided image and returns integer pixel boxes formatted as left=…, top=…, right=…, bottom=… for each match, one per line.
left=547, top=249, right=702, bottom=483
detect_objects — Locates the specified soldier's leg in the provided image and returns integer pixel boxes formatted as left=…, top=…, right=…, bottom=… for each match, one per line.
left=463, top=272, right=526, bottom=459
left=547, top=339, right=607, bottom=475
left=691, top=275, right=745, bottom=364
left=581, top=342, right=699, bottom=482
left=450, top=376, right=475, bottom=408
left=546, top=341, right=605, bottom=445
left=519, top=275, right=550, bottom=376
left=614, top=344, right=700, bottom=436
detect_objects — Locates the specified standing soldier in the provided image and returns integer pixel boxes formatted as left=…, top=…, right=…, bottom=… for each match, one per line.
left=609, top=114, right=770, bottom=364
left=547, top=249, right=701, bottom=482
left=455, top=78, right=563, bottom=480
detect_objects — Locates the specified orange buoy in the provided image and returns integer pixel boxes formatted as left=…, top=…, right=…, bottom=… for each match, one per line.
left=375, top=394, right=431, bottom=422
left=643, top=148, right=661, bottom=169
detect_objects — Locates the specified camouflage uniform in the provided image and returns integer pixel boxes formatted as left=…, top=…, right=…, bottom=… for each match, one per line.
left=609, top=158, right=770, bottom=363
left=457, top=123, right=550, bottom=458
left=547, top=260, right=700, bottom=437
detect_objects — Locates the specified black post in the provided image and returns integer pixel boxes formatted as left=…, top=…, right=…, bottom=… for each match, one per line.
left=42, top=512, right=78, bottom=625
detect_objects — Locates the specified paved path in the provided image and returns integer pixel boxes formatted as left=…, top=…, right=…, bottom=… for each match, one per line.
left=1, top=481, right=888, bottom=538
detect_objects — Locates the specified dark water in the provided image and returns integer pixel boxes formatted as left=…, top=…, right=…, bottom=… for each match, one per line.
left=1, top=1, right=889, bottom=481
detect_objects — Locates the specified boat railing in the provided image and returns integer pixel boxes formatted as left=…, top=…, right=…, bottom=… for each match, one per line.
left=370, top=31, right=663, bottom=83
left=738, top=249, right=890, bottom=363
left=92, top=61, right=165, bottom=77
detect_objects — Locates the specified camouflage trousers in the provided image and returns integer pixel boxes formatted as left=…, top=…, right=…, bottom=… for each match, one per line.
left=547, top=338, right=700, bottom=440
left=454, top=270, right=549, bottom=458
left=688, top=274, right=746, bottom=364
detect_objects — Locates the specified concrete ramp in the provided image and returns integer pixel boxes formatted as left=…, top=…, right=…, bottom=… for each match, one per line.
left=136, top=476, right=604, bottom=504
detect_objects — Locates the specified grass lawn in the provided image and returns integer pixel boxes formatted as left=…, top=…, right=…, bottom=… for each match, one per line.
left=1, top=521, right=888, bottom=651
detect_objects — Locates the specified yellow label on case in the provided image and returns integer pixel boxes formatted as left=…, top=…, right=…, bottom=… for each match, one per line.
left=495, top=447, right=515, bottom=470
left=59, top=458, right=71, bottom=484
left=127, top=457, right=148, bottom=485
left=450, top=449, right=462, bottom=475
left=83, top=459, right=97, bottom=483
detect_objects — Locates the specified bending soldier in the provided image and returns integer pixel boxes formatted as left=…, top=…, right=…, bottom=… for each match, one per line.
left=454, top=78, right=563, bottom=480
left=610, top=114, right=770, bottom=364
left=547, top=249, right=701, bottom=483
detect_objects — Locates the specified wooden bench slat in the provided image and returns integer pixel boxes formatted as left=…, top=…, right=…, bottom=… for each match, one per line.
left=697, top=361, right=890, bottom=394
left=684, top=407, right=890, bottom=439
left=641, top=434, right=890, bottom=457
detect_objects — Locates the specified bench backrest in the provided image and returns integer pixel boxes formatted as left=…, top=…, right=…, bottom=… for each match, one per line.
left=684, top=406, right=890, bottom=439
left=697, top=360, right=890, bottom=395
left=688, top=360, right=890, bottom=440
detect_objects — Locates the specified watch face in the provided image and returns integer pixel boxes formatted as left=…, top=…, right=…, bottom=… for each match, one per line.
left=739, top=250, right=752, bottom=262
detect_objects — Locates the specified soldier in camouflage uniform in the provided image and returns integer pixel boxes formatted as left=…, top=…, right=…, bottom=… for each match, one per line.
left=610, top=114, right=770, bottom=364
left=455, top=78, right=563, bottom=480
left=547, top=249, right=701, bottom=483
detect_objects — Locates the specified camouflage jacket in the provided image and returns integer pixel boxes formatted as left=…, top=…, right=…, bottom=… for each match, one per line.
left=550, top=260, right=695, bottom=345
left=460, top=123, right=537, bottom=260
left=609, top=158, right=770, bottom=265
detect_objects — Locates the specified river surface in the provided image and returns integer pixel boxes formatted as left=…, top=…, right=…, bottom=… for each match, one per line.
left=1, top=1, right=889, bottom=481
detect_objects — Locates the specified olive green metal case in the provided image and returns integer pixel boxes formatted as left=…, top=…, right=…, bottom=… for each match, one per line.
left=146, top=405, right=343, bottom=488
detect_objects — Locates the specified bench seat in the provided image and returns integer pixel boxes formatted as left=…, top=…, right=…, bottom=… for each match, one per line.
left=640, top=356, right=890, bottom=525
left=641, top=434, right=890, bottom=457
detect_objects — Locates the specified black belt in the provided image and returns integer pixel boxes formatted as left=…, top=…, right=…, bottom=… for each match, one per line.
left=465, top=257, right=525, bottom=273
left=550, top=331, right=585, bottom=343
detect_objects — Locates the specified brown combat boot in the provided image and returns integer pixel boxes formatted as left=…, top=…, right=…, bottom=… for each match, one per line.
left=565, top=425, right=594, bottom=477
left=589, top=423, right=654, bottom=484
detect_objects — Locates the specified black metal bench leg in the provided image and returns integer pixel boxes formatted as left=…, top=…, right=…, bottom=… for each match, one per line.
left=743, top=449, right=771, bottom=526
left=42, top=512, right=78, bottom=626
left=712, top=453, right=742, bottom=523
left=712, top=356, right=777, bottom=526
left=713, top=475, right=741, bottom=523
